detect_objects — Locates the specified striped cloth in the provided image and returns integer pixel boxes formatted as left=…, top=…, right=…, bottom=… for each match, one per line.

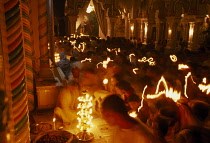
left=4, top=0, right=30, bottom=142
left=21, top=0, right=35, bottom=111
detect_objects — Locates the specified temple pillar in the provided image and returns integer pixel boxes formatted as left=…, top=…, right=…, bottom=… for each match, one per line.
left=68, top=15, right=78, bottom=35
left=190, top=17, right=205, bottom=51
left=38, top=0, right=54, bottom=80
left=155, top=18, right=166, bottom=47
left=185, top=15, right=205, bottom=51
left=125, top=15, right=130, bottom=39
left=166, top=17, right=181, bottom=49
left=136, top=18, right=142, bottom=40
left=109, top=17, right=118, bottom=37
left=147, top=18, right=155, bottom=42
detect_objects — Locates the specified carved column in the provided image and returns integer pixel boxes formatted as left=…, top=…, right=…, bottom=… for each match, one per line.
left=130, top=19, right=136, bottom=38
left=147, top=18, right=155, bottom=42
left=38, top=0, right=54, bottom=79
left=109, top=17, right=118, bottom=37
left=68, top=15, right=78, bottom=35
left=166, top=17, right=181, bottom=49
left=190, top=17, right=205, bottom=51
left=182, top=22, right=189, bottom=42
left=125, top=15, right=130, bottom=39
left=136, top=18, right=142, bottom=40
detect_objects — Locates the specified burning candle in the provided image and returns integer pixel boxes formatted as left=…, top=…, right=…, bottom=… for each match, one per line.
left=188, top=22, right=195, bottom=43
left=103, top=78, right=108, bottom=90
left=53, top=117, right=56, bottom=130
left=168, top=28, right=172, bottom=40
left=129, top=111, right=137, bottom=118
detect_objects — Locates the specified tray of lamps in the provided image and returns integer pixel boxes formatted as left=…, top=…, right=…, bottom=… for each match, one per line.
left=33, top=130, right=74, bottom=143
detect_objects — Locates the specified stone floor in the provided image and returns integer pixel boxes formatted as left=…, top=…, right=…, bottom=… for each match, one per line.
left=30, top=108, right=113, bottom=143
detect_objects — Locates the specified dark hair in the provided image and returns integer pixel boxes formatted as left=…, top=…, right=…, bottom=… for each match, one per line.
left=112, top=73, right=122, bottom=82
left=101, top=94, right=128, bottom=115
left=127, top=94, right=140, bottom=102
left=116, top=80, right=133, bottom=91
left=189, top=101, right=209, bottom=121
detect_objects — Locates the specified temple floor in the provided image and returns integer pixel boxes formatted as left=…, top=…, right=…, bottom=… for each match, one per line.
left=30, top=108, right=113, bottom=143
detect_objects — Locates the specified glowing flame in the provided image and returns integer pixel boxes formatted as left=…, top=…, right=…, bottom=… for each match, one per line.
left=170, top=55, right=177, bottom=62
left=133, top=68, right=139, bottom=74
left=146, top=76, right=181, bottom=102
left=118, top=48, right=121, bottom=52
left=203, top=77, right=207, bottom=84
left=103, top=78, right=108, bottom=84
left=77, top=92, right=93, bottom=131
left=129, top=53, right=135, bottom=62
left=178, top=64, right=189, bottom=70
left=107, top=48, right=116, bottom=52
left=129, top=111, right=137, bottom=118
left=81, top=58, right=92, bottom=63
left=138, top=57, right=155, bottom=66
left=86, top=4, right=94, bottom=13
left=184, top=72, right=191, bottom=98
left=96, top=57, right=113, bottom=69
left=198, top=77, right=210, bottom=95
left=54, top=52, right=60, bottom=62
left=53, top=117, right=56, bottom=122
left=138, top=85, right=147, bottom=111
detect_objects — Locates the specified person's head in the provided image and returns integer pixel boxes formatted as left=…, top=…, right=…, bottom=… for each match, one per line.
left=59, top=52, right=67, bottom=60
left=116, top=80, right=134, bottom=96
left=127, top=94, right=141, bottom=111
left=188, top=100, right=210, bottom=122
left=101, top=94, right=129, bottom=126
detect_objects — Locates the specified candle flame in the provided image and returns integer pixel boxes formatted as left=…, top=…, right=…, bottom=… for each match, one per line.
left=54, top=52, right=60, bottom=62
left=178, top=64, right=189, bottom=70
left=53, top=117, right=56, bottom=122
left=184, top=72, right=191, bottom=98
left=133, top=68, right=139, bottom=74
left=203, top=77, right=207, bottom=84
left=170, top=55, right=177, bottom=62
left=96, top=57, right=113, bottom=69
left=138, top=85, right=147, bottom=111
left=138, top=57, right=155, bottom=66
left=198, top=77, right=210, bottom=95
left=103, top=78, right=108, bottom=84
left=129, top=111, right=137, bottom=118
left=77, top=92, right=93, bottom=131
left=81, top=58, right=92, bottom=63
left=147, top=76, right=181, bottom=102
left=129, top=53, right=135, bottom=62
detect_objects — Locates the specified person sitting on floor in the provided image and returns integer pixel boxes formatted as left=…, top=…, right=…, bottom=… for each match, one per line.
left=115, top=80, right=135, bottom=107
left=127, top=94, right=151, bottom=124
left=101, top=94, right=158, bottom=143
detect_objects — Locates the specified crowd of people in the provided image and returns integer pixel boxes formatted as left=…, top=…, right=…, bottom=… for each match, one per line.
left=54, top=35, right=210, bottom=143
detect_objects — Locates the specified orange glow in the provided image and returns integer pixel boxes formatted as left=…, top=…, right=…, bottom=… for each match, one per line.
left=96, top=57, right=113, bottom=69
left=138, top=85, right=147, bottom=111
left=77, top=92, right=93, bottom=131
left=184, top=72, right=191, bottom=98
left=129, top=53, right=135, bottom=63
left=133, top=68, right=139, bottom=74
left=146, top=76, right=181, bottom=102
left=178, top=64, right=189, bottom=70
left=138, top=57, right=155, bottom=66
left=103, top=78, right=108, bottom=84
left=170, top=55, right=177, bottom=62
left=198, top=77, right=210, bottom=95
left=129, top=111, right=137, bottom=118
left=81, top=58, right=92, bottom=63
left=54, top=52, right=60, bottom=62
